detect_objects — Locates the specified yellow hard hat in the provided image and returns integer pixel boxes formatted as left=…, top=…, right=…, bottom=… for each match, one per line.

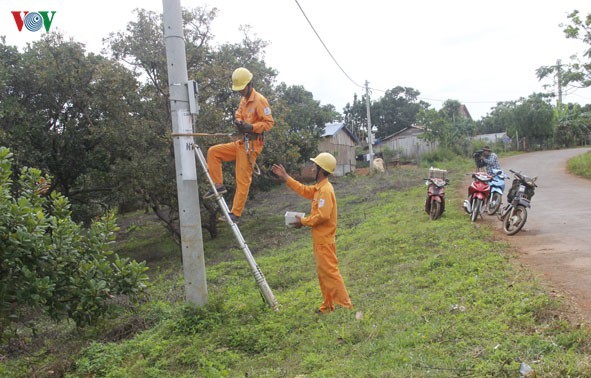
left=310, top=152, right=337, bottom=174
left=232, top=67, right=253, bottom=91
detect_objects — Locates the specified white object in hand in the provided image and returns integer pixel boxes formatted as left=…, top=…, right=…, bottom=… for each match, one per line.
left=285, top=211, right=305, bottom=227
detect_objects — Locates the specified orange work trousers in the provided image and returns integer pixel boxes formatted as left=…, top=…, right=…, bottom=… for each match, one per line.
left=313, top=242, right=353, bottom=313
left=207, top=140, right=260, bottom=217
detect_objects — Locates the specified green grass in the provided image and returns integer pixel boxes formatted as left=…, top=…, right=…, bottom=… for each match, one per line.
left=3, top=161, right=591, bottom=377
left=567, top=151, right=591, bottom=179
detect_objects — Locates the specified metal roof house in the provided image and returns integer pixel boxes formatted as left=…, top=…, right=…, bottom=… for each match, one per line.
left=472, top=132, right=511, bottom=144
left=317, top=122, right=359, bottom=176
left=378, top=125, right=437, bottom=160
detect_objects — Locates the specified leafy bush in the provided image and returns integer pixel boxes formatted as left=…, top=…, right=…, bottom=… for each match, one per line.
left=0, top=147, right=149, bottom=339
left=420, top=147, right=459, bottom=165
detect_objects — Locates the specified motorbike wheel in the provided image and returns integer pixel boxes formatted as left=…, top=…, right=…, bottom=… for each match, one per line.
left=487, top=192, right=502, bottom=215
left=429, top=200, right=441, bottom=220
left=470, top=198, right=482, bottom=222
left=503, top=205, right=528, bottom=235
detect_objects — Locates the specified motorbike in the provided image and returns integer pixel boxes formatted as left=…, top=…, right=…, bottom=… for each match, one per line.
left=498, top=169, right=537, bottom=235
left=486, top=169, right=508, bottom=215
left=424, top=176, right=448, bottom=220
left=463, top=171, right=492, bottom=222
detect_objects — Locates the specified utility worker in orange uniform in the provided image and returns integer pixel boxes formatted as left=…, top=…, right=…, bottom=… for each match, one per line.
left=272, top=153, right=353, bottom=314
left=205, top=67, right=274, bottom=223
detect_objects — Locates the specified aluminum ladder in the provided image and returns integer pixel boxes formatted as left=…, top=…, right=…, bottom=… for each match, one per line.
left=192, top=143, right=279, bottom=311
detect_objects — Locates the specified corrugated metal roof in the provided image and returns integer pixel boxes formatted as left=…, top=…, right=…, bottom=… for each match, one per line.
left=322, top=122, right=359, bottom=144
left=382, top=125, right=425, bottom=141
left=322, top=122, right=344, bottom=137
left=473, top=132, right=507, bottom=140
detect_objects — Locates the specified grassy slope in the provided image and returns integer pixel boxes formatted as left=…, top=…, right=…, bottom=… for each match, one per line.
left=3, top=161, right=591, bottom=377
left=567, top=151, right=591, bottom=179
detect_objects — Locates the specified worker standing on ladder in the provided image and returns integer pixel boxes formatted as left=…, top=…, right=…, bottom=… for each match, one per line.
left=205, top=67, right=274, bottom=223
left=272, top=153, right=354, bottom=314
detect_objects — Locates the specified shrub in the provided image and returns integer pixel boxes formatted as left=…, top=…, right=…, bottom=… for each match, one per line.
left=0, top=147, right=149, bottom=339
left=420, top=147, right=458, bottom=165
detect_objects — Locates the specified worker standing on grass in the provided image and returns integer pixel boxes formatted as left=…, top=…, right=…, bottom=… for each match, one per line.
left=204, top=67, right=274, bottom=224
left=272, top=153, right=354, bottom=314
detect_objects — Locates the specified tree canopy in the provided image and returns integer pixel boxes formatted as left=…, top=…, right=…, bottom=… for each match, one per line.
left=537, top=10, right=591, bottom=102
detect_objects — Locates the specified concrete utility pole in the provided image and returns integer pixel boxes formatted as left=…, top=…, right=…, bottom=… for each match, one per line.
left=556, top=59, right=563, bottom=109
left=162, top=0, right=208, bottom=306
left=365, top=80, right=374, bottom=172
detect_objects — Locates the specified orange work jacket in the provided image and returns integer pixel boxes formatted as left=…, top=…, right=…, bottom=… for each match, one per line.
left=235, top=88, right=274, bottom=138
left=286, top=177, right=337, bottom=244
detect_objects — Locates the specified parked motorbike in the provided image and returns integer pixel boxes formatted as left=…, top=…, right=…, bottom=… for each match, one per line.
left=498, top=169, right=537, bottom=235
left=486, top=169, right=508, bottom=215
left=424, top=177, right=448, bottom=220
left=463, top=172, right=492, bottom=222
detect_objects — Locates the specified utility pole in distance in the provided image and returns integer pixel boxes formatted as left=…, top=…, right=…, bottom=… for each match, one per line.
left=162, top=0, right=207, bottom=306
left=365, top=80, right=374, bottom=172
left=556, top=59, right=563, bottom=109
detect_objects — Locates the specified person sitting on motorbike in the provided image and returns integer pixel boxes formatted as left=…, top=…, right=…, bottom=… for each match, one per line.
left=479, top=146, right=500, bottom=175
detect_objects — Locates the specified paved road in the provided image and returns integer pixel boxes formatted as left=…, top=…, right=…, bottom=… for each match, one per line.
left=487, top=148, right=591, bottom=320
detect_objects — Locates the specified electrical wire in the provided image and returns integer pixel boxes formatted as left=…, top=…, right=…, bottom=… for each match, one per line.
left=367, top=86, right=500, bottom=105
left=293, top=1, right=568, bottom=109
left=293, top=0, right=363, bottom=89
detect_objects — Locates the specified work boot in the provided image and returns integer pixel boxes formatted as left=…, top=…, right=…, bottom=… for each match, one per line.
left=204, top=185, right=227, bottom=199
left=218, top=212, right=240, bottom=224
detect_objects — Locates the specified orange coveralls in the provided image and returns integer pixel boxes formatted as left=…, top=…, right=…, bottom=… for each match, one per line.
left=207, top=89, right=274, bottom=217
left=286, top=176, right=353, bottom=313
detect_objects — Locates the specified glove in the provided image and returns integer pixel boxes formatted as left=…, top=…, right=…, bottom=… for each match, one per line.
left=242, top=123, right=253, bottom=133
left=234, top=119, right=244, bottom=133
left=233, top=120, right=253, bottom=134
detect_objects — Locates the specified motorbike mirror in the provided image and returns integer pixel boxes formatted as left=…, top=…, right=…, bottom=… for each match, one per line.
left=533, top=176, right=538, bottom=181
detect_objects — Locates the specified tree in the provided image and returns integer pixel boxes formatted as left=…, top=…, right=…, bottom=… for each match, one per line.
left=272, top=84, right=338, bottom=163
left=106, top=7, right=335, bottom=240
left=0, top=147, right=148, bottom=339
left=511, top=94, right=555, bottom=148
left=537, top=11, right=591, bottom=101
left=106, top=7, right=281, bottom=239
left=343, top=87, right=428, bottom=142
left=478, top=101, right=517, bottom=134
left=343, top=93, right=367, bottom=143
left=553, top=103, right=591, bottom=147
left=478, top=95, right=555, bottom=149
left=417, top=108, right=451, bottom=145
left=417, top=99, right=475, bottom=152
left=371, top=86, right=430, bottom=138
left=0, top=34, right=144, bottom=223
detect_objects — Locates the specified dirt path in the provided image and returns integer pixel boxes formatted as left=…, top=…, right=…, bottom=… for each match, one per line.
left=479, top=148, right=591, bottom=322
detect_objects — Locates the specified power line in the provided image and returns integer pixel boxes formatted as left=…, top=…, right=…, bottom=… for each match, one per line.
left=567, top=91, right=591, bottom=101
left=292, top=1, right=544, bottom=109
left=293, top=0, right=363, bottom=89
left=367, top=86, right=501, bottom=105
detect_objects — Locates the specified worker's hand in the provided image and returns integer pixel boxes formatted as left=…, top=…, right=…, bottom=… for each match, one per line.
left=271, top=164, right=289, bottom=181
left=234, top=119, right=245, bottom=133
left=242, top=123, right=253, bottom=133
left=291, top=215, right=303, bottom=229
left=233, top=120, right=253, bottom=134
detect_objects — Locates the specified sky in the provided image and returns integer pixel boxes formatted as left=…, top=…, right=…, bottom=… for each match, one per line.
left=2, top=0, right=591, bottom=120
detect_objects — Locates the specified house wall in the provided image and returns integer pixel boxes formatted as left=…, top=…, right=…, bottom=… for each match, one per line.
left=318, top=129, right=357, bottom=176
left=472, top=133, right=507, bottom=144
left=382, top=133, right=437, bottom=159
